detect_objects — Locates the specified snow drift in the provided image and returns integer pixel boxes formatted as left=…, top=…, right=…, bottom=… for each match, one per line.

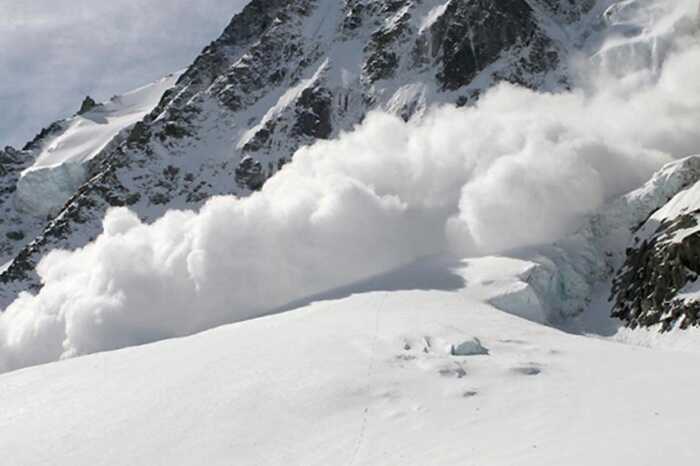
left=1, top=0, right=700, bottom=372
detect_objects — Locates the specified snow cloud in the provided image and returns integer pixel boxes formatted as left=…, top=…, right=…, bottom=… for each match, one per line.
left=1, top=0, right=700, bottom=372
left=0, top=0, right=250, bottom=147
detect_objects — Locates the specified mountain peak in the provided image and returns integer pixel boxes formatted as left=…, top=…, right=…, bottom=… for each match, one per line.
left=77, top=96, right=99, bottom=115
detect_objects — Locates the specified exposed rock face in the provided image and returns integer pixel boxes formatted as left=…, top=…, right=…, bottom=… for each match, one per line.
left=0, top=0, right=595, bottom=306
left=21, top=122, right=65, bottom=152
left=78, top=96, right=98, bottom=115
left=235, top=156, right=267, bottom=191
left=293, top=86, right=333, bottom=140
left=612, top=178, right=700, bottom=331
left=0, top=146, right=43, bottom=273
left=539, top=0, right=597, bottom=24
left=434, top=0, right=556, bottom=90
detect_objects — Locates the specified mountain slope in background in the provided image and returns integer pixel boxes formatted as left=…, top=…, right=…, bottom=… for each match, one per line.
left=0, top=0, right=597, bottom=305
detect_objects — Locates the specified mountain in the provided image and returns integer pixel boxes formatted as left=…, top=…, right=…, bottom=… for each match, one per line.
left=0, top=0, right=597, bottom=306
left=3, top=2, right=700, bottom=462
left=497, top=156, right=700, bottom=329
left=0, top=74, right=179, bottom=293
left=1, top=0, right=700, bottom=352
left=612, top=175, right=700, bottom=330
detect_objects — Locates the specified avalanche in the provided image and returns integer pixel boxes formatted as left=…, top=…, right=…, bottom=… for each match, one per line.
left=2, top=260, right=700, bottom=466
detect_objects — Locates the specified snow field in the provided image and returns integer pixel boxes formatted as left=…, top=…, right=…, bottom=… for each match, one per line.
left=2, top=267, right=699, bottom=465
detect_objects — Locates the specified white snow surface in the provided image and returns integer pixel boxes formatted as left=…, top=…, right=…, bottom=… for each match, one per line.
left=646, top=174, right=700, bottom=233
left=15, top=73, right=180, bottom=217
left=27, top=74, right=180, bottom=172
left=2, top=259, right=700, bottom=466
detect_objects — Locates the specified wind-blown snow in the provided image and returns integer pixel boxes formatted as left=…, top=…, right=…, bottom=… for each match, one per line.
left=1, top=0, right=700, bottom=372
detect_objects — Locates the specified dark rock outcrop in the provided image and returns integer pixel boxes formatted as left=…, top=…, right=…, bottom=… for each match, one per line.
left=235, top=156, right=267, bottom=191
left=78, top=96, right=98, bottom=115
left=435, top=0, right=541, bottom=90
left=612, top=210, right=700, bottom=331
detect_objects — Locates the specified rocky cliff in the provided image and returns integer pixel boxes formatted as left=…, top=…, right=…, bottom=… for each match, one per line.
left=612, top=178, right=700, bottom=330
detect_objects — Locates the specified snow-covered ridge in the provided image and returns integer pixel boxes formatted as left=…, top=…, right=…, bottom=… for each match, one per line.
left=15, top=73, right=181, bottom=218
left=27, top=75, right=181, bottom=173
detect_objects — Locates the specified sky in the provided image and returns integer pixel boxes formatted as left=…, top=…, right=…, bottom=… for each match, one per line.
left=0, top=0, right=250, bottom=148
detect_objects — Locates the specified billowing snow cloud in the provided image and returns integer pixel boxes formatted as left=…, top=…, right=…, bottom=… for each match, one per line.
left=0, top=0, right=250, bottom=147
left=1, top=0, right=700, bottom=372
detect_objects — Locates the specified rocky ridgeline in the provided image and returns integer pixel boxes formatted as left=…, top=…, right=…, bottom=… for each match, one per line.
left=0, top=0, right=595, bottom=306
left=0, top=146, right=46, bottom=278
left=612, top=179, right=700, bottom=331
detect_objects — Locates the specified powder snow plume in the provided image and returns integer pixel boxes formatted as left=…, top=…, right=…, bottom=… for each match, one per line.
left=1, top=0, right=700, bottom=372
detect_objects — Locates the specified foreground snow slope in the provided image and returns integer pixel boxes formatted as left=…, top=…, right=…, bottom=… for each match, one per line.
left=2, top=258, right=699, bottom=466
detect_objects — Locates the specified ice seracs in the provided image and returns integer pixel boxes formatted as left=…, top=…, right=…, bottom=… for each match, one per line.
left=14, top=74, right=181, bottom=218
left=502, top=156, right=700, bottom=326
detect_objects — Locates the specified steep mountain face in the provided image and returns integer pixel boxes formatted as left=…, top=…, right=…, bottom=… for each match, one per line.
left=0, top=75, right=180, bottom=300
left=0, top=0, right=598, bottom=306
left=492, top=157, right=700, bottom=328
left=612, top=180, right=700, bottom=330
left=0, top=146, right=39, bottom=271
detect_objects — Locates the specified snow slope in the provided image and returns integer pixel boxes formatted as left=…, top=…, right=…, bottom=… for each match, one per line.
left=27, top=75, right=181, bottom=173
left=0, top=75, right=180, bottom=305
left=15, top=73, right=181, bottom=218
left=2, top=258, right=699, bottom=466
